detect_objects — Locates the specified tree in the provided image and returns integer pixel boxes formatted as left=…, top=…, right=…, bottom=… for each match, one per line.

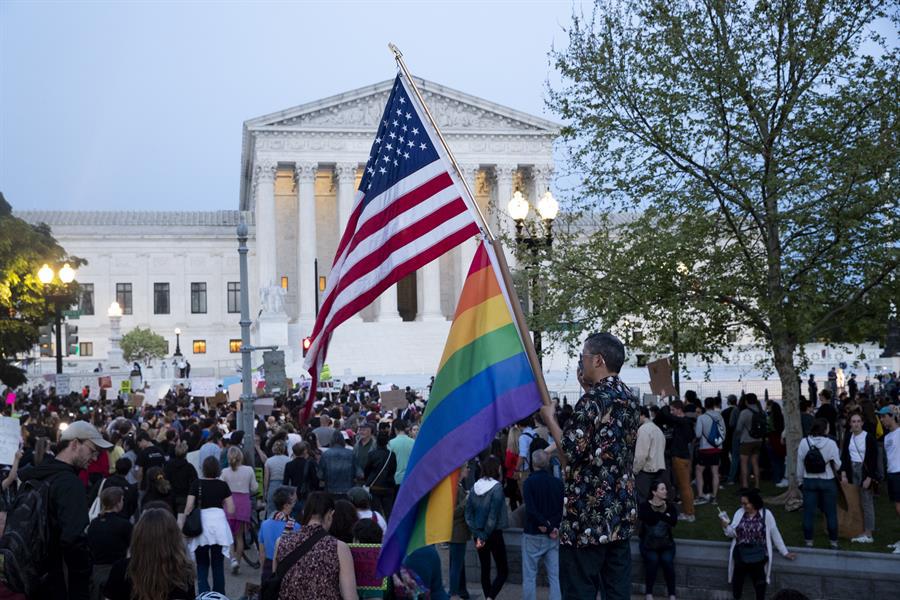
left=0, top=193, right=83, bottom=387
left=547, top=0, right=899, bottom=502
left=120, top=327, right=169, bottom=365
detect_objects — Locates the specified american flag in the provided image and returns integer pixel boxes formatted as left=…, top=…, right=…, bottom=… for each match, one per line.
left=301, top=74, right=481, bottom=420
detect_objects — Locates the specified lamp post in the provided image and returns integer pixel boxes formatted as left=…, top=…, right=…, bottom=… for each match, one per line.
left=672, top=261, right=690, bottom=399
left=173, top=327, right=183, bottom=358
left=37, top=262, right=77, bottom=374
left=506, top=189, right=559, bottom=368
left=107, top=301, right=124, bottom=368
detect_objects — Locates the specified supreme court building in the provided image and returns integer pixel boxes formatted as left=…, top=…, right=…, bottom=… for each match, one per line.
left=20, top=78, right=562, bottom=380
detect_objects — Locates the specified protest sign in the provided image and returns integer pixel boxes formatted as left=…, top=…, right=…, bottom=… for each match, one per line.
left=647, top=358, right=676, bottom=398
left=380, top=390, right=406, bottom=411
left=209, top=392, right=228, bottom=408
left=120, top=380, right=132, bottom=394
left=253, top=397, right=275, bottom=417
left=0, top=416, right=21, bottom=465
left=228, top=383, right=243, bottom=403
left=98, top=376, right=112, bottom=389
left=55, top=373, right=72, bottom=396
left=190, top=377, right=217, bottom=397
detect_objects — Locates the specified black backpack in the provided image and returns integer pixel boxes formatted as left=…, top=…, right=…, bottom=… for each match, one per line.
left=748, top=409, right=768, bottom=439
left=803, top=438, right=827, bottom=474
left=526, top=433, right=550, bottom=473
left=0, top=477, right=55, bottom=596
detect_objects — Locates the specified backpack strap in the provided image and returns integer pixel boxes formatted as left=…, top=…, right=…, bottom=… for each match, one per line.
left=274, top=528, right=328, bottom=579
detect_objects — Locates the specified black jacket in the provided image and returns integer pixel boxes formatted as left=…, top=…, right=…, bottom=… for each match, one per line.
left=522, top=469, right=564, bottom=535
left=19, top=457, right=91, bottom=600
left=364, top=447, right=396, bottom=491
left=840, top=431, right=880, bottom=483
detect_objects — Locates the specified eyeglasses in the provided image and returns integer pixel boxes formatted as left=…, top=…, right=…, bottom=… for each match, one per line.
left=79, top=439, right=100, bottom=457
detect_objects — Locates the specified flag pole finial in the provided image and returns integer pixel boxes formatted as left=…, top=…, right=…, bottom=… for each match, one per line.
left=388, top=43, right=403, bottom=60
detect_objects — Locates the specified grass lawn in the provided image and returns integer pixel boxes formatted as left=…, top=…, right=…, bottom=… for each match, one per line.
left=671, top=480, right=900, bottom=554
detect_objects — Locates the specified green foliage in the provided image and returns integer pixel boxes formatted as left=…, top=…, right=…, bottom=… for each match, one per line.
left=0, top=193, right=84, bottom=387
left=547, top=0, right=899, bottom=487
left=120, top=327, right=168, bottom=365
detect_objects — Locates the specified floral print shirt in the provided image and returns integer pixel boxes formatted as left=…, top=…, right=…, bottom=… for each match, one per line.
left=560, top=375, right=640, bottom=546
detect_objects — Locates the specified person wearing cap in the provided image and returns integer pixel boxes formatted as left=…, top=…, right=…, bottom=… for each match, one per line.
left=353, top=421, right=376, bottom=473
left=20, top=420, right=113, bottom=600
left=877, top=405, right=900, bottom=553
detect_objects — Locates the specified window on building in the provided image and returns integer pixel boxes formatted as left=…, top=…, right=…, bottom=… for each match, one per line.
left=227, top=282, right=240, bottom=313
left=192, top=340, right=206, bottom=354
left=79, top=342, right=93, bottom=357
left=79, top=283, right=94, bottom=316
left=281, top=276, right=289, bottom=290
left=190, top=282, right=207, bottom=314
left=153, top=282, right=170, bottom=314
left=229, top=339, right=242, bottom=353
left=116, top=283, right=133, bottom=315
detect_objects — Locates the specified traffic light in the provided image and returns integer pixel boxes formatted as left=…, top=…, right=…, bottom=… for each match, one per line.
left=65, top=324, right=79, bottom=356
left=39, top=326, right=53, bottom=357
left=302, top=336, right=312, bottom=358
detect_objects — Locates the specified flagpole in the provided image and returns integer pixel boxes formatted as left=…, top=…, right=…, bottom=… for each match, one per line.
left=389, top=43, right=494, bottom=242
left=389, top=44, right=555, bottom=419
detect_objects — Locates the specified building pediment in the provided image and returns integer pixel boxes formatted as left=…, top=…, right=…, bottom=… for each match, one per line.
left=245, top=77, right=560, bottom=135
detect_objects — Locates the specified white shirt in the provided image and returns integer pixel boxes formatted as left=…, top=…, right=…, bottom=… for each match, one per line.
left=848, top=430, right=868, bottom=464
left=797, top=435, right=841, bottom=480
left=357, top=509, right=388, bottom=532
left=885, top=428, right=900, bottom=474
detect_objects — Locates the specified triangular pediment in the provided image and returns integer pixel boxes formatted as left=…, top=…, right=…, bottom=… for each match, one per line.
left=245, top=78, right=560, bottom=134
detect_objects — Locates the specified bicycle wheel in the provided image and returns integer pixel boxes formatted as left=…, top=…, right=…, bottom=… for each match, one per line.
left=242, top=520, right=260, bottom=569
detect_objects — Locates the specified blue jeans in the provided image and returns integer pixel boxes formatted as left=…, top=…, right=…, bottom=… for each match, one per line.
left=639, top=544, right=675, bottom=597
left=195, top=545, right=225, bottom=593
left=522, top=534, right=560, bottom=600
left=560, top=540, right=631, bottom=600
left=448, top=541, right=469, bottom=597
left=802, top=478, right=838, bottom=542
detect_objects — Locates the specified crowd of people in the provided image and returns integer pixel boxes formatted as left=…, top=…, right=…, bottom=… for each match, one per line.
left=0, top=342, right=898, bottom=600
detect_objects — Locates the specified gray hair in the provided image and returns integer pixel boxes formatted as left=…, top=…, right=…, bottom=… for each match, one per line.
left=531, top=449, right=550, bottom=471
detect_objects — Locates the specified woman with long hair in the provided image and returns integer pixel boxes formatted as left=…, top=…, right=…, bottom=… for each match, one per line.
left=102, top=508, right=195, bottom=600
left=164, top=439, right=198, bottom=514
left=638, top=480, right=678, bottom=600
left=178, top=456, right=235, bottom=594
left=273, top=491, right=357, bottom=600
left=141, top=466, right=174, bottom=513
left=221, top=445, right=258, bottom=573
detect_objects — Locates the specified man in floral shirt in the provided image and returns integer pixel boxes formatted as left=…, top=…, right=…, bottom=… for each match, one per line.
left=543, top=332, right=639, bottom=599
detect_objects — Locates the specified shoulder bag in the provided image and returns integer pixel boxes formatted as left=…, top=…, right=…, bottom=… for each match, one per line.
left=364, top=450, right=393, bottom=493
left=261, top=528, right=328, bottom=600
left=88, top=478, right=108, bottom=521
left=735, top=508, right=768, bottom=564
left=181, top=478, right=203, bottom=537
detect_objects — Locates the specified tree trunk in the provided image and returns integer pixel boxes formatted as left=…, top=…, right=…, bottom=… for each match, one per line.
left=769, top=340, right=803, bottom=509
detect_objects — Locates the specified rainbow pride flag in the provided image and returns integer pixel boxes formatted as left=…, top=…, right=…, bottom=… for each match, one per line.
left=377, top=240, right=543, bottom=576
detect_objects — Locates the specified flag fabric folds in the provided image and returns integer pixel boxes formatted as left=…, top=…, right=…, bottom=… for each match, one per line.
left=376, top=240, right=543, bottom=577
left=301, top=73, right=480, bottom=421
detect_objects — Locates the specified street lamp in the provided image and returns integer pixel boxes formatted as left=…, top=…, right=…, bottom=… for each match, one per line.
left=506, top=188, right=558, bottom=367
left=173, top=327, right=183, bottom=358
left=37, top=262, right=77, bottom=374
left=672, top=261, right=690, bottom=398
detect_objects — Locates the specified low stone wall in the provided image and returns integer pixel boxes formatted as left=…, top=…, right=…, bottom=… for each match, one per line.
left=461, top=529, right=900, bottom=599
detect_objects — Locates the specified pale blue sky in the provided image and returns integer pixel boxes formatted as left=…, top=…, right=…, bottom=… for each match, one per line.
left=1, top=0, right=584, bottom=212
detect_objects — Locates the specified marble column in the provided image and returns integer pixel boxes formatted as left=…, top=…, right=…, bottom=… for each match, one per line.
left=494, top=164, right=518, bottom=270
left=458, top=164, right=480, bottom=291
left=253, top=159, right=277, bottom=289
left=377, top=283, right=402, bottom=322
left=295, top=162, right=318, bottom=323
left=335, top=163, right=362, bottom=322
left=532, top=164, right=554, bottom=204
left=418, top=260, right=444, bottom=320
left=335, top=162, right=357, bottom=237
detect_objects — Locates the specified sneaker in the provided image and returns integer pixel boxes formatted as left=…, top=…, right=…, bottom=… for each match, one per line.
left=230, top=558, right=239, bottom=574
left=775, top=479, right=789, bottom=488
left=888, top=541, right=900, bottom=549
left=893, top=546, right=900, bottom=555
left=693, top=497, right=708, bottom=506
left=851, top=535, right=874, bottom=543
left=677, top=514, right=696, bottom=522
left=804, top=540, right=814, bottom=548
left=829, top=541, right=839, bottom=549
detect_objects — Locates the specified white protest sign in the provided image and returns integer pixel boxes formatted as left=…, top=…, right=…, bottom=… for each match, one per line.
left=55, top=374, right=72, bottom=396
left=190, top=377, right=218, bottom=397
left=228, top=383, right=243, bottom=403
left=0, top=416, right=22, bottom=465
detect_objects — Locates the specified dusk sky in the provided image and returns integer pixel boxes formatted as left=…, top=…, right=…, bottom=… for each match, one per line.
left=1, top=1, right=585, bottom=212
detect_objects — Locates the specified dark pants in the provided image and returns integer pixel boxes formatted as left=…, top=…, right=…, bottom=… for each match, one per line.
left=195, top=544, right=226, bottom=593
left=802, top=477, right=838, bottom=542
left=91, top=563, right=114, bottom=600
left=640, top=544, right=675, bottom=597
left=560, top=540, right=631, bottom=600
left=476, top=530, right=508, bottom=599
left=448, top=541, right=470, bottom=597
left=371, top=488, right=395, bottom=520
left=261, top=558, right=273, bottom=585
left=732, top=558, right=767, bottom=600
